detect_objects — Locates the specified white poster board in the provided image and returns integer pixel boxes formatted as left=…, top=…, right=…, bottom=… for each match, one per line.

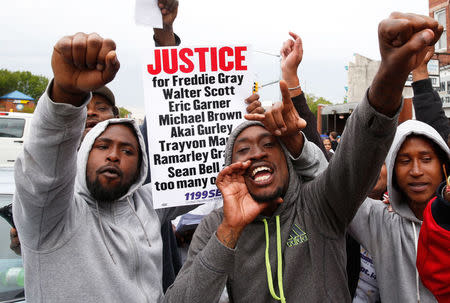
left=142, top=45, right=253, bottom=208
left=135, top=0, right=163, bottom=28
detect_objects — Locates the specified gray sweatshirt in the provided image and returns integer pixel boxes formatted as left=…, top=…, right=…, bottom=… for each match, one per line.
left=13, top=84, right=191, bottom=303
left=349, top=119, right=450, bottom=303
left=164, top=93, right=400, bottom=303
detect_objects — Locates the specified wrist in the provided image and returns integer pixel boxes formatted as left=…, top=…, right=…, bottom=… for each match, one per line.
left=281, top=72, right=302, bottom=97
left=412, top=67, right=429, bottom=82
left=51, top=81, right=89, bottom=106
left=153, top=27, right=176, bottom=46
left=217, top=222, right=244, bottom=249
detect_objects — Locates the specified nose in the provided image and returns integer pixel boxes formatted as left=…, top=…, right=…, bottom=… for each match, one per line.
left=106, top=148, right=120, bottom=163
left=249, top=145, right=267, bottom=160
left=410, top=159, right=423, bottom=177
left=87, top=108, right=97, bottom=118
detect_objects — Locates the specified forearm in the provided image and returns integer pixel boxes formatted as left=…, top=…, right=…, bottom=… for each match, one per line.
left=368, top=63, right=404, bottom=117
left=14, top=81, right=88, bottom=242
left=412, top=79, right=450, bottom=141
left=291, top=93, right=330, bottom=161
left=154, top=27, right=180, bottom=47
left=308, top=91, right=400, bottom=233
left=164, top=217, right=234, bottom=303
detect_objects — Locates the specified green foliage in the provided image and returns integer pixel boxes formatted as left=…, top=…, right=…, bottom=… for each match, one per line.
left=305, top=93, right=332, bottom=116
left=119, top=107, right=132, bottom=118
left=0, top=69, right=49, bottom=101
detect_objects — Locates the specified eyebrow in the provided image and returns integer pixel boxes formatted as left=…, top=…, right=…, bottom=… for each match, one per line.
left=94, top=100, right=111, bottom=106
left=397, top=150, right=434, bottom=157
left=95, top=137, right=138, bottom=150
left=235, top=132, right=273, bottom=144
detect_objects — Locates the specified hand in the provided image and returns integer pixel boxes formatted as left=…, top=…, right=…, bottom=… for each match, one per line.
left=9, top=228, right=21, bottom=256
left=245, top=81, right=306, bottom=157
left=51, top=32, right=120, bottom=105
left=378, top=13, right=442, bottom=77
left=158, top=0, right=178, bottom=28
left=245, top=93, right=264, bottom=114
left=154, top=0, right=178, bottom=46
left=280, top=32, right=303, bottom=97
left=280, top=32, right=303, bottom=80
left=216, top=161, right=281, bottom=248
left=412, top=46, right=434, bottom=81
left=369, top=12, right=443, bottom=116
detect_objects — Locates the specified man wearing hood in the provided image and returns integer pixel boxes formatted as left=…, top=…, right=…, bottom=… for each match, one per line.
left=11, top=32, right=198, bottom=302
left=349, top=119, right=450, bottom=303
left=164, top=12, right=443, bottom=303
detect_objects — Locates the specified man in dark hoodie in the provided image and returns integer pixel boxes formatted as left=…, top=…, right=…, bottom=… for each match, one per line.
left=164, top=12, right=443, bottom=303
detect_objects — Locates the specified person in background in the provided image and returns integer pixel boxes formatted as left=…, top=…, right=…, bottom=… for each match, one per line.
left=329, top=131, right=339, bottom=151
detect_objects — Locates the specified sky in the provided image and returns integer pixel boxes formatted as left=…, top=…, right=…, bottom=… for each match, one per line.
left=0, top=0, right=429, bottom=115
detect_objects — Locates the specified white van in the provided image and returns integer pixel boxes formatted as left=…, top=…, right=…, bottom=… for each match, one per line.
left=0, top=112, right=33, bottom=167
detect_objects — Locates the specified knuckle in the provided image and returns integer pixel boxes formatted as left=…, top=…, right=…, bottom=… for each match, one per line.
left=103, top=39, right=116, bottom=51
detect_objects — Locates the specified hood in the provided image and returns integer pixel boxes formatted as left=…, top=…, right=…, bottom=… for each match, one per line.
left=224, top=120, right=301, bottom=219
left=385, top=120, right=450, bottom=222
left=75, top=118, right=148, bottom=204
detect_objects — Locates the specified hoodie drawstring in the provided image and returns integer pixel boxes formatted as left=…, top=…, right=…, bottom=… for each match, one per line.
left=263, top=216, right=286, bottom=303
left=95, top=200, right=117, bottom=265
left=127, top=197, right=152, bottom=248
left=411, top=221, right=420, bottom=303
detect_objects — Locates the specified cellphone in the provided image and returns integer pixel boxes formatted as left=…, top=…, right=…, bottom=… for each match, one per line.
left=0, top=204, right=15, bottom=228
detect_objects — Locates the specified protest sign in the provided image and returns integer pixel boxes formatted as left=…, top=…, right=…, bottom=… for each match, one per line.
left=142, top=45, right=253, bottom=208
left=135, top=0, right=163, bottom=28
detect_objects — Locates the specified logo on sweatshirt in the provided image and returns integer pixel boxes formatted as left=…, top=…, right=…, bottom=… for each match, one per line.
left=286, top=224, right=308, bottom=247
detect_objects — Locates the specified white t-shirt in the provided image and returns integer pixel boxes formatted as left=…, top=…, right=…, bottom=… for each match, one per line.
left=352, top=246, right=380, bottom=303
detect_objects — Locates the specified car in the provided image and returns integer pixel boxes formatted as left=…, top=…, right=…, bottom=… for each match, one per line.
left=0, top=112, right=33, bottom=168
left=0, top=167, right=25, bottom=302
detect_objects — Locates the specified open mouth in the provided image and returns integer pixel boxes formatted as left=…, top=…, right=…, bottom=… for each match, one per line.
left=98, top=166, right=122, bottom=178
left=250, top=164, right=274, bottom=184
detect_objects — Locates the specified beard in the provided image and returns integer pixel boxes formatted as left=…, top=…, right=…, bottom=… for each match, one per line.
left=86, top=175, right=136, bottom=203
left=249, top=186, right=284, bottom=203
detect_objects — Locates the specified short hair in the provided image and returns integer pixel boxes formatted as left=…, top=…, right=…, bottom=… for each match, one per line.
left=330, top=131, right=338, bottom=139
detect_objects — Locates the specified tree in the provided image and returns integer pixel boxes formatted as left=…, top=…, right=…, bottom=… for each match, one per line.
left=119, top=107, right=132, bottom=118
left=0, top=69, right=49, bottom=101
left=305, top=93, right=332, bottom=116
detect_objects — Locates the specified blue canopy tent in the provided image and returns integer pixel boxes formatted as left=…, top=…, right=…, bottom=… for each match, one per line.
left=0, top=91, right=34, bottom=101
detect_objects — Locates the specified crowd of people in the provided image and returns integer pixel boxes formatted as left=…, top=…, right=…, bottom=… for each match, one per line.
left=7, top=0, right=450, bottom=302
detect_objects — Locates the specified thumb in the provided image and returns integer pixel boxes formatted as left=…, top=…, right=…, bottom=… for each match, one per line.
left=406, top=29, right=435, bottom=54
left=103, top=51, right=120, bottom=84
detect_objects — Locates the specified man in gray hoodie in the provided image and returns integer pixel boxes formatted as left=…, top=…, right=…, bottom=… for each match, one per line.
left=349, top=119, right=450, bottom=303
left=11, top=32, right=198, bottom=302
left=164, top=12, right=443, bottom=303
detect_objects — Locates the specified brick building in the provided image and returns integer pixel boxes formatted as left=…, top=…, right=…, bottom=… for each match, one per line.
left=0, top=91, right=36, bottom=113
left=430, top=0, right=450, bottom=110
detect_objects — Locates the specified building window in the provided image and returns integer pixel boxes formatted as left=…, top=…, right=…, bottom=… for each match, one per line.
left=446, top=96, right=450, bottom=103
left=435, top=9, right=447, bottom=51
left=440, top=81, right=446, bottom=92
left=448, top=81, right=450, bottom=94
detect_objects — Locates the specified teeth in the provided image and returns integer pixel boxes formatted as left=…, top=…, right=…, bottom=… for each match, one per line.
left=252, top=166, right=271, bottom=177
left=255, top=174, right=270, bottom=182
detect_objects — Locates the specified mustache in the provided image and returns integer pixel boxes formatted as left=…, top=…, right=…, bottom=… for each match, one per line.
left=96, top=165, right=123, bottom=177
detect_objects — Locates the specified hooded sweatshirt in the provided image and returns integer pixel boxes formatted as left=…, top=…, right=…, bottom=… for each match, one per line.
left=13, top=84, right=193, bottom=303
left=349, top=119, right=450, bottom=303
left=164, top=93, right=399, bottom=303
